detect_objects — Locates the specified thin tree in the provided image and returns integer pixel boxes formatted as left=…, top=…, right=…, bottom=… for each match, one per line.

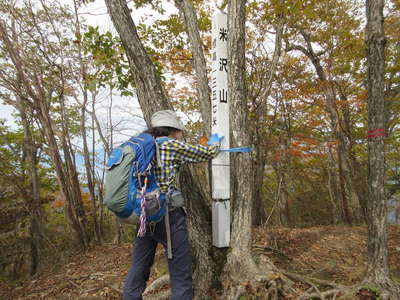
left=72, top=0, right=102, bottom=244
left=0, top=1, right=90, bottom=249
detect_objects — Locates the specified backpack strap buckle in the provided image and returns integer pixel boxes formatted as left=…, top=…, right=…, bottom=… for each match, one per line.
left=148, top=221, right=157, bottom=235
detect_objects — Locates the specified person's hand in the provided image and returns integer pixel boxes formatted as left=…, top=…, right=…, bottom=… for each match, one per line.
left=207, top=133, right=224, bottom=146
left=199, top=136, right=208, bottom=146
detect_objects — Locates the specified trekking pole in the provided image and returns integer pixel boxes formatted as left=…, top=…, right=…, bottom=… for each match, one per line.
left=165, top=197, right=173, bottom=259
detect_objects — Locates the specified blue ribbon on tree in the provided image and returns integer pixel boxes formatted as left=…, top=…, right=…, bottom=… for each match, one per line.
left=220, top=147, right=252, bottom=153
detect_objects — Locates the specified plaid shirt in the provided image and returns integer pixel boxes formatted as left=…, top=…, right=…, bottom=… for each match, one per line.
left=154, top=139, right=219, bottom=193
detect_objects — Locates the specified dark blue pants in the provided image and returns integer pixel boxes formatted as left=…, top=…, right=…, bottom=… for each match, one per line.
left=122, top=208, right=193, bottom=300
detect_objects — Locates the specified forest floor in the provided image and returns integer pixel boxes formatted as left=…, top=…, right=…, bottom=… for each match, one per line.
left=1, top=225, right=399, bottom=299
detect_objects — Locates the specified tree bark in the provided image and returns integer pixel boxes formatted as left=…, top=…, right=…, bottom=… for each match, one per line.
left=225, top=0, right=258, bottom=277
left=81, top=93, right=102, bottom=243
left=337, top=148, right=353, bottom=225
left=174, top=0, right=211, bottom=135
left=104, top=0, right=172, bottom=124
left=17, top=98, right=44, bottom=275
left=179, top=166, right=226, bottom=298
left=364, top=1, right=398, bottom=296
left=252, top=145, right=267, bottom=226
left=222, top=5, right=292, bottom=295
left=326, top=161, right=340, bottom=224
left=279, top=172, right=290, bottom=226
left=278, top=113, right=292, bottom=227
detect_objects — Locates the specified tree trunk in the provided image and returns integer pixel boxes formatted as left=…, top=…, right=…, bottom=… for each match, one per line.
left=67, top=1, right=101, bottom=245
left=81, top=94, right=102, bottom=243
left=179, top=167, right=226, bottom=298
left=363, top=1, right=399, bottom=296
left=326, top=145, right=342, bottom=224
left=337, top=147, right=353, bottom=225
left=225, top=0, right=258, bottom=277
left=272, top=165, right=289, bottom=226
left=223, top=5, right=292, bottom=297
left=224, top=5, right=293, bottom=296
left=279, top=132, right=292, bottom=226
left=37, top=101, right=90, bottom=249
left=17, top=98, right=44, bottom=275
left=104, top=0, right=171, bottom=124
left=174, top=0, right=211, bottom=135
left=73, top=0, right=102, bottom=244
left=326, top=163, right=340, bottom=224
left=251, top=19, right=284, bottom=227
left=279, top=173, right=290, bottom=226
left=252, top=143, right=267, bottom=227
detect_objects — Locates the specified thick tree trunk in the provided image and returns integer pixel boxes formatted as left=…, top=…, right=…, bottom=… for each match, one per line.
left=180, top=167, right=226, bottom=298
left=104, top=0, right=171, bottom=123
left=363, top=2, right=399, bottom=297
left=226, top=0, right=258, bottom=277
left=224, top=6, right=292, bottom=297
left=174, top=0, right=211, bottom=135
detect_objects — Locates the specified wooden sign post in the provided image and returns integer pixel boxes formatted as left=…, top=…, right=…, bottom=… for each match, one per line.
left=211, top=13, right=230, bottom=248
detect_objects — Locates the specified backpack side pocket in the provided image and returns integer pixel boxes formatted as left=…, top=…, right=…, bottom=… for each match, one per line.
left=144, top=189, right=161, bottom=216
left=104, top=146, right=135, bottom=214
left=169, top=191, right=185, bottom=208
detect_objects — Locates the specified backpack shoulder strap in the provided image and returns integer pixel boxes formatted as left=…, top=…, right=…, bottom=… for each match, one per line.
left=127, top=133, right=157, bottom=173
left=156, top=137, right=171, bottom=144
left=155, top=137, right=171, bottom=167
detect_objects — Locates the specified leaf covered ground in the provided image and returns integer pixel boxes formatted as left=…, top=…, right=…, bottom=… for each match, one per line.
left=1, top=225, right=399, bottom=299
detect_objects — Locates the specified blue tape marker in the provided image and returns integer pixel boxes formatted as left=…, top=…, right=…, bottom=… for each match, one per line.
left=220, top=147, right=252, bottom=153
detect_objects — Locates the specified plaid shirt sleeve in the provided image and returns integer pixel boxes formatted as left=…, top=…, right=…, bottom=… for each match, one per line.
left=164, top=139, right=220, bottom=163
left=155, top=139, right=219, bottom=193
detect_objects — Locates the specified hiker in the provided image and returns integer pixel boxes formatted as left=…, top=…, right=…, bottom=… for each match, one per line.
left=123, top=110, right=223, bottom=300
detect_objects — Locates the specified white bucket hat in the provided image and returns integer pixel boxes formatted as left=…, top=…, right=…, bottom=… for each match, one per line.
left=150, top=110, right=185, bottom=131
